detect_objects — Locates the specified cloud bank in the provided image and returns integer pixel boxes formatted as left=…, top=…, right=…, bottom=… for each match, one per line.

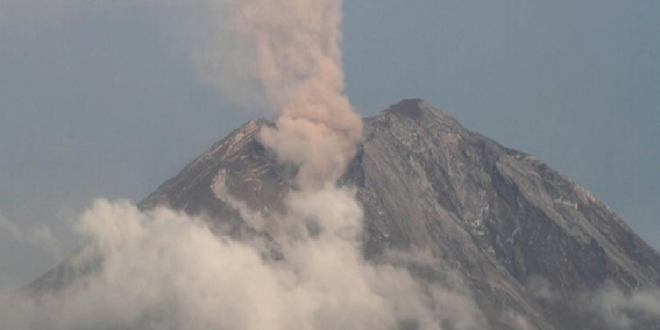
left=593, top=286, right=660, bottom=329
left=0, top=197, right=485, bottom=330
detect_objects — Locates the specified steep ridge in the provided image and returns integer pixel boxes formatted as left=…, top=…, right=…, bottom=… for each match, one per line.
left=29, top=99, right=660, bottom=329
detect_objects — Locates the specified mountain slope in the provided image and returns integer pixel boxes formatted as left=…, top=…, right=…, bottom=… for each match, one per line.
left=30, top=99, right=660, bottom=329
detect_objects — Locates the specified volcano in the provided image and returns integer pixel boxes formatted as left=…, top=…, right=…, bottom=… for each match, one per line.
left=28, top=99, right=660, bottom=329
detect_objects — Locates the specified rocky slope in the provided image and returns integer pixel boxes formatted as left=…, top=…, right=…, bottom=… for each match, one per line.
left=30, top=99, right=660, bottom=329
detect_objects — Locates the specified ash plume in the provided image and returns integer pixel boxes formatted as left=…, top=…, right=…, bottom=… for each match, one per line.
left=222, top=0, right=363, bottom=189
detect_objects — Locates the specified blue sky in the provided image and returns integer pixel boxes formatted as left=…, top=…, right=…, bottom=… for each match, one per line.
left=0, top=1, right=658, bottom=290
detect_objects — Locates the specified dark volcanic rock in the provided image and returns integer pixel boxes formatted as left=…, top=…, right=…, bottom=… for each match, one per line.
left=29, top=99, right=660, bottom=329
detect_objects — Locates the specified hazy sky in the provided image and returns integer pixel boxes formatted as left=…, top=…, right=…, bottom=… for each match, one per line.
left=1, top=1, right=658, bottom=291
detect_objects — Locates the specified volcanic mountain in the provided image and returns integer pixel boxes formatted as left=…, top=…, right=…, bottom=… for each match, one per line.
left=29, top=99, right=660, bottom=329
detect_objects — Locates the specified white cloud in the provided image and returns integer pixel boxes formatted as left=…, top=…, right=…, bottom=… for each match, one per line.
left=520, top=274, right=660, bottom=328
left=0, top=213, right=63, bottom=297
left=0, top=194, right=485, bottom=330
left=593, top=285, right=660, bottom=329
left=0, top=214, right=63, bottom=260
left=524, top=275, right=556, bottom=302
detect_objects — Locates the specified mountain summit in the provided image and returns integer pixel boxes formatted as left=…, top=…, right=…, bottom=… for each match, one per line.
left=29, top=100, right=660, bottom=329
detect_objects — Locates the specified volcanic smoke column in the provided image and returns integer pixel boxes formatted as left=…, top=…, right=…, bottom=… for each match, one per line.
left=224, top=0, right=363, bottom=190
